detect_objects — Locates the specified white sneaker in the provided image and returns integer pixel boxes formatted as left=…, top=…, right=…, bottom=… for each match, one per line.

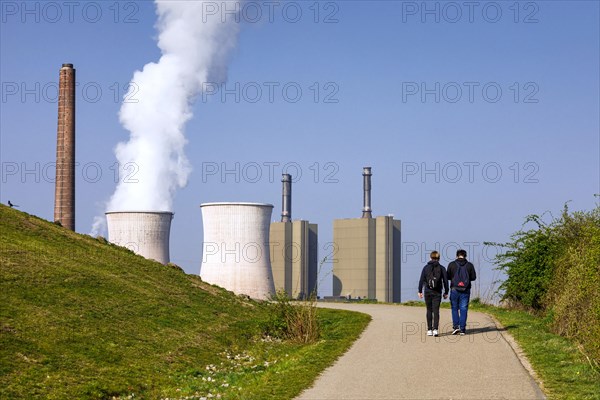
left=433, top=329, right=439, bottom=337
left=427, top=330, right=433, bottom=336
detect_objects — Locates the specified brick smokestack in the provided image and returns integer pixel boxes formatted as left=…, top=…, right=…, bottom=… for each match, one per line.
left=54, top=63, right=76, bottom=231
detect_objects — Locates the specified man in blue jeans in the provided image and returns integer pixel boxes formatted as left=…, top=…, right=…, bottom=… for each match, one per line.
left=447, top=249, right=477, bottom=335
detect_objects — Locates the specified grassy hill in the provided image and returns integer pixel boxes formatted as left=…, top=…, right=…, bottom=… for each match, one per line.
left=0, top=205, right=370, bottom=399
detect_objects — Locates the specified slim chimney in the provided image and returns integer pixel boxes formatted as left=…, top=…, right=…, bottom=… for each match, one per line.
left=54, top=63, right=76, bottom=231
left=361, top=167, right=372, bottom=218
left=281, top=173, right=292, bottom=222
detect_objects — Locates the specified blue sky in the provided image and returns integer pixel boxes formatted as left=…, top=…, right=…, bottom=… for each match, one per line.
left=1, top=1, right=599, bottom=300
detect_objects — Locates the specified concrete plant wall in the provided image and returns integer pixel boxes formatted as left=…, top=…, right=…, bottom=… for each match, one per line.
left=333, top=216, right=401, bottom=302
left=270, top=221, right=293, bottom=295
left=308, top=223, right=319, bottom=296
left=270, top=220, right=318, bottom=299
left=291, top=220, right=308, bottom=299
left=333, top=218, right=376, bottom=299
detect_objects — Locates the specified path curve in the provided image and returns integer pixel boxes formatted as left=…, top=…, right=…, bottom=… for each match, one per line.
left=297, top=303, right=545, bottom=400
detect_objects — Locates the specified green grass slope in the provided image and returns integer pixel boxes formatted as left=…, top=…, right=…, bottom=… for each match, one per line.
left=0, top=205, right=370, bottom=399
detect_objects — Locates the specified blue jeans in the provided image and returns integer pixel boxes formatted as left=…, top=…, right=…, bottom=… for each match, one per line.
left=450, top=289, right=471, bottom=331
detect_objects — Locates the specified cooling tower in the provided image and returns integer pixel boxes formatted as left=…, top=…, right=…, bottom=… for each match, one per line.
left=200, top=202, right=275, bottom=300
left=105, top=211, right=173, bottom=264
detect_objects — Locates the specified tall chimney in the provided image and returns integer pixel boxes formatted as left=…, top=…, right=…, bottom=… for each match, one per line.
left=361, top=167, right=372, bottom=218
left=54, top=63, right=76, bottom=231
left=281, top=173, right=292, bottom=222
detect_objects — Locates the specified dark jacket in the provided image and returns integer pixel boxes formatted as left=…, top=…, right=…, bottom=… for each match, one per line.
left=447, top=258, right=477, bottom=290
left=418, top=260, right=449, bottom=295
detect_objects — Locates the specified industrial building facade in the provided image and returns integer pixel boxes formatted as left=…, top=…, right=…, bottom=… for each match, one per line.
left=270, top=220, right=318, bottom=299
left=332, top=168, right=402, bottom=303
left=269, top=174, right=319, bottom=299
left=332, top=216, right=401, bottom=302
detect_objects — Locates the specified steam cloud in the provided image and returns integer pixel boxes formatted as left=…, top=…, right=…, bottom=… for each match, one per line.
left=106, top=0, right=241, bottom=212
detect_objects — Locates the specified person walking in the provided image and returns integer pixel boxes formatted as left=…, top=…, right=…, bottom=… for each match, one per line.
left=418, top=251, right=449, bottom=337
left=447, top=249, right=477, bottom=335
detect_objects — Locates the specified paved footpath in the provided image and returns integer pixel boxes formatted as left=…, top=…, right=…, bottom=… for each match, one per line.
left=297, top=303, right=545, bottom=400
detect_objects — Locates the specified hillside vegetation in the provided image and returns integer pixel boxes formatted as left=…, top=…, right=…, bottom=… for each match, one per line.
left=489, top=201, right=600, bottom=366
left=0, top=205, right=369, bottom=399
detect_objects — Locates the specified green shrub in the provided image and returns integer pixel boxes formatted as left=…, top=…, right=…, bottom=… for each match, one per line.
left=489, top=201, right=600, bottom=365
left=544, top=206, right=600, bottom=365
left=489, top=214, right=561, bottom=309
left=264, top=290, right=320, bottom=343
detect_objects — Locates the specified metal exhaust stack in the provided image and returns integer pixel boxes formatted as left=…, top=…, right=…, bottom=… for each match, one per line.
left=361, top=167, right=372, bottom=218
left=281, top=174, right=292, bottom=222
left=54, top=63, right=76, bottom=230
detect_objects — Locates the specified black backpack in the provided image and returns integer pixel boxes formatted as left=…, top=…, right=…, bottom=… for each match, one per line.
left=426, top=264, right=442, bottom=290
left=452, top=262, right=470, bottom=291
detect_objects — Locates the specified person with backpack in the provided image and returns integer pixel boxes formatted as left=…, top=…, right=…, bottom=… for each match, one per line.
left=418, top=251, right=449, bottom=337
left=447, top=249, right=477, bottom=335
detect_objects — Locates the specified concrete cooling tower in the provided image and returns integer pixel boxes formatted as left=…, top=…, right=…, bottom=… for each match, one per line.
left=105, top=211, right=173, bottom=265
left=200, top=202, right=275, bottom=300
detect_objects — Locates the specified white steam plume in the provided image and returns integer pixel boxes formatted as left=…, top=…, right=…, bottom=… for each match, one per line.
left=107, top=1, right=241, bottom=212
left=90, top=215, right=106, bottom=237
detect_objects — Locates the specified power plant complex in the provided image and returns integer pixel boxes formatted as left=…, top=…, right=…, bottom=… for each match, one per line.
left=50, top=63, right=401, bottom=302
left=197, top=176, right=320, bottom=301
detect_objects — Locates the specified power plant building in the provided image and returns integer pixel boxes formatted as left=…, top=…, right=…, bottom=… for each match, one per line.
left=270, top=220, right=318, bottom=299
left=333, top=168, right=401, bottom=303
left=270, top=174, right=319, bottom=299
